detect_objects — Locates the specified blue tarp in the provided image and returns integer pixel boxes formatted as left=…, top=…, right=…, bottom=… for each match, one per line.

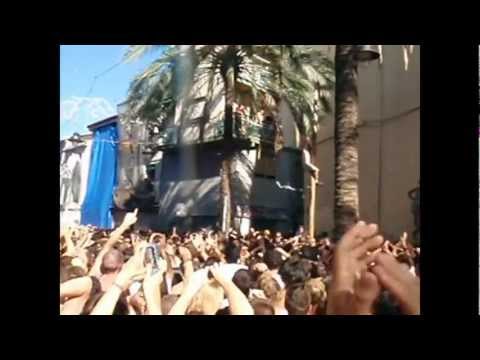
left=81, top=123, right=118, bottom=228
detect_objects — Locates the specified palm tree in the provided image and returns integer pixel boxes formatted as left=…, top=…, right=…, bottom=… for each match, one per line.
left=333, top=45, right=361, bottom=241
left=333, top=45, right=382, bottom=241
left=261, top=45, right=334, bottom=237
left=124, top=45, right=334, bottom=233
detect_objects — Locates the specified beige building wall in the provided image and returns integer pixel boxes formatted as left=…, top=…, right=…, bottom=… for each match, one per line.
left=167, top=45, right=420, bottom=239
left=313, top=45, right=420, bottom=240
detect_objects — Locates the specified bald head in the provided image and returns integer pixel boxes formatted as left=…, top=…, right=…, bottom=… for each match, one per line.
left=101, top=249, right=124, bottom=274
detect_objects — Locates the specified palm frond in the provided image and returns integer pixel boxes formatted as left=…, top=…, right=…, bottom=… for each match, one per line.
left=123, top=45, right=171, bottom=63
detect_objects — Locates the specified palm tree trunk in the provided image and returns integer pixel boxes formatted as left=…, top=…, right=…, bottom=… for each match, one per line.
left=308, top=154, right=316, bottom=238
left=333, top=45, right=360, bottom=241
left=302, top=146, right=316, bottom=239
left=220, top=48, right=236, bottom=232
left=220, top=157, right=232, bottom=232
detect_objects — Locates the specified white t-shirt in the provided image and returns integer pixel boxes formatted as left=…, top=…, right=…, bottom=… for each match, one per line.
left=219, top=263, right=248, bottom=280
left=189, top=263, right=248, bottom=297
left=212, top=263, right=248, bottom=310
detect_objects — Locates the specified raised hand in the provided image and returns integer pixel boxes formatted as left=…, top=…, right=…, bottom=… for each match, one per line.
left=165, top=243, right=176, bottom=258
left=115, top=246, right=148, bottom=290
left=327, top=221, right=384, bottom=315
left=399, top=232, right=408, bottom=249
left=192, top=233, right=205, bottom=253
left=177, top=246, right=192, bottom=262
left=122, top=208, right=139, bottom=228
left=353, top=271, right=381, bottom=315
left=149, top=232, right=166, bottom=246
left=208, top=263, right=227, bottom=285
left=370, top=252, right=420, bottom=315
left=382, top=240, right=394, bottom=255
left=143, top=259, right=167, bottom=287
left=132, top=234, right=148, bottom=255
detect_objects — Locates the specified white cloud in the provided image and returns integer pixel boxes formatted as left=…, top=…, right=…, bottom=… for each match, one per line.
left=60, top=96, right=117, bottom=138
left=60, top=96, right=116, bottom=124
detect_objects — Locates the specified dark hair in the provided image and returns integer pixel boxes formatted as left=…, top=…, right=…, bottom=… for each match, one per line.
left=161, top=272, right=184, bottom=297
left=204, top=256, right=221, bottom=267
left=318, top=232, right=329, bottom=239
left=60, top=256, right=86, bottom=283
left=263, top=249, right=283, bottom=270
left=187, top=310, right=204, bottom=315
left=91, top=230, right=108, bottom=241
left=310, top=261, right=328, bottom=279
left=299, top=246, right=319, bottom=262
left=374, top=291, right=403, bottom=315
left=396, top=253, right=414, bottom=268
left=81, top=277, right=129, bottom=315
left=285, top=285, right=311, bottom=315
left=225, top=241, right=241, bottom=264
left=232, top=269, right=253, bottom=297
left=61, top=256, right=74, bottom=267
left=60, top=256, right=73, bottom=283
left=251, top=300, right=275, bottom=315
left=215, top=307, right=231, bottom=315
left=247, top=257, right=264, bottom=284
left=279, top=256, right=312, bottom=287
left=282, top=242, right=293, bottom=253
left=161, top=294, right=179, bottom=315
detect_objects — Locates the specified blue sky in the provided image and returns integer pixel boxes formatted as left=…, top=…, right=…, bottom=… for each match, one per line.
left=60, top=45, right=163, bottom=139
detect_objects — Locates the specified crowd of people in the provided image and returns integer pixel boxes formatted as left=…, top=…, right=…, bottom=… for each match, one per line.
left=60, top=209, right=420, bottom=315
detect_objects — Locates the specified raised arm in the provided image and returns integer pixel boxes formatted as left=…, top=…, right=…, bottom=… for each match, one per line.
left=90, top=245, right=146, bottom=315
left=60, top=276, right=92, bottom=302
left=274, top=247, right=291, bottom=259
left=62, top=226, right=77, bottom=256
left=326, top=221, right=383, bottom=315
left=89, top=209, right=139, bottom=277
left=210, top=264, right=254, bottom=315
left=178, top=246, right=194, bottom=284
left=143, top=261, right=167, bottom=315
left=168, top=270, right=207, bottom=315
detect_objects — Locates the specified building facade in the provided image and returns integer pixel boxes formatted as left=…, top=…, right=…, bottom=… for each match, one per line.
left=59, top=133, right=93, bottom=226
left=63, top=45, right=420, bottom=241
left=312, top=45, right=420, bottom=241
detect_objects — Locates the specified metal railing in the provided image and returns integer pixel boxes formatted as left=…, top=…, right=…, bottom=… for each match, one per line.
left=233, top=114, right=275, bottom=144
left=156, top=115, right=275, bottom=148
left=157, top=127, right=179, bottom=147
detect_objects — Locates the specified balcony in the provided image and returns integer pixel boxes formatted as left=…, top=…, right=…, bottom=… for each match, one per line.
left=233, top=115, right=275, bottom=144
left=156, top=127, right=179, bottom=148
left=155, top=115, right=275, bottom=150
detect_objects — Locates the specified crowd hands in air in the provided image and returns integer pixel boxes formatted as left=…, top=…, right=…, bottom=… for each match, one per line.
left=60, top=209, right=420, bottom=315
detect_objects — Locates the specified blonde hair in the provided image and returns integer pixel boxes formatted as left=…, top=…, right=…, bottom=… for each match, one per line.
left=305, top=278, right=327, bottom=305
left=258, top=273, right=283, bottom=303
left=188, top=282, right=224, bottom=315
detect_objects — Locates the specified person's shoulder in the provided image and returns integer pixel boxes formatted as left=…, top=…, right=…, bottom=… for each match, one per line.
left=222, top=263, right=247, bottom=270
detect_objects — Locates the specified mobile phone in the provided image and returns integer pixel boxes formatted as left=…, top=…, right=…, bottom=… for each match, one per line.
left=145, top=244, right=160, bottom=269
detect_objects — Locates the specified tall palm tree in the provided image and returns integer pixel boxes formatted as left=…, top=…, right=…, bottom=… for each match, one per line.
left=333, top=45, right=360, bottom=241
left=124, top=45, right=334, bottom=233
left=261, top=45, right=334, bottom=237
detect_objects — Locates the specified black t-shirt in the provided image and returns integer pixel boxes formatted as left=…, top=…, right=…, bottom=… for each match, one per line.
left=300, top=246, right=321, bottom=261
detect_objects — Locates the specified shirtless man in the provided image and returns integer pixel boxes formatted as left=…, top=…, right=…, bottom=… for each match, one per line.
left=60, top=209, right=139, bottom=315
